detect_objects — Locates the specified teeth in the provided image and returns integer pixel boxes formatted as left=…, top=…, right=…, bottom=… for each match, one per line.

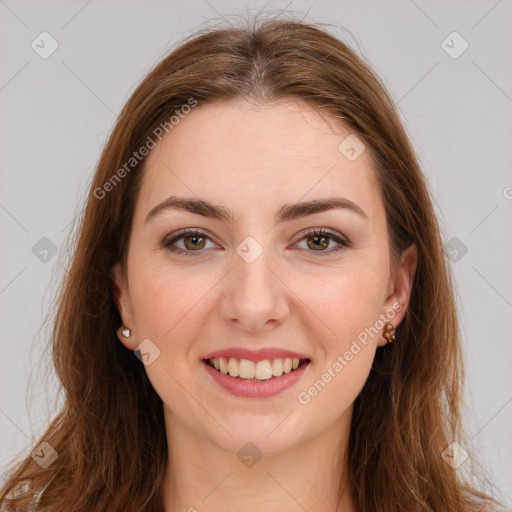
left=239, top=359, right=255, bottom=379
left=208, top=356, right=306, bottom=379
left=227, top=358, right=239, bottom=377
left=255, top=360, right=273, bottom=380
left=272, top=358, right=283, bottom=376
left=219, top=357, right=228, bottom=375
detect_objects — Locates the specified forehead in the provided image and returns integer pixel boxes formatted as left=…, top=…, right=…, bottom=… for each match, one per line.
left=136, top=99, right=381, bottom=221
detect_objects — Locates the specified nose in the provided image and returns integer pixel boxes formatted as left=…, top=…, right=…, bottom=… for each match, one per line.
left=218, top=245, right=290, bottom=333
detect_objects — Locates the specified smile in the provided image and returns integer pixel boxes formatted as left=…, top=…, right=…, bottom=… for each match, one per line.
left=205, top=356, right=310, bottom=380
left=202, top=356, right=312, bottom=398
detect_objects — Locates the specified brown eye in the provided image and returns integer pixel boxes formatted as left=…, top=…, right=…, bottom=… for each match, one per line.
left=306, top=234, right=330, bottom=251
left=295, top=228, right=351, bottom=255
left=162, top=229, right=216, bottom=256
left=183, top=234, right=206, bottom=250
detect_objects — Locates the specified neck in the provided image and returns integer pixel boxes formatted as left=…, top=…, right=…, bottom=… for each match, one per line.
left=161, top=408, right=356, bottom=512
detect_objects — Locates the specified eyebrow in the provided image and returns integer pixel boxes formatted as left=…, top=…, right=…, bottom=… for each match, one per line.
left=144, top=195, right=368, bottom=224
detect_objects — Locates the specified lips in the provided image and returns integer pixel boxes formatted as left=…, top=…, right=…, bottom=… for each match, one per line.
left=201, top=347, right=312, bottom=398
left=202, top=358, right=311, bottom=398
left=202, top=347, right=310, bottom=362
left=201, top=347, right=311, bottom=380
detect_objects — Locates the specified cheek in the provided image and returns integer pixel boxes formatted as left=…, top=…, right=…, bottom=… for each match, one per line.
left=126, top=263, right=215, bottom=403
left=296, top=262, right=388, bottom=406
left=127, top=260, right=218, bottom=349
left=306, top=261, right=389, bottom=346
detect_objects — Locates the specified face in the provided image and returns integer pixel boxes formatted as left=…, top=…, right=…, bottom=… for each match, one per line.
left=112, top=98, right=416, bottom=455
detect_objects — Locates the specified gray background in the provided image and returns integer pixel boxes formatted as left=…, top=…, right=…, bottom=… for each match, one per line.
left=1, top=0, right=511, bottom=503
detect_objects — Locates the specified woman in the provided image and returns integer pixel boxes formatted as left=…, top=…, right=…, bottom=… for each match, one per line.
left=0, top=16, right=504, bottom=512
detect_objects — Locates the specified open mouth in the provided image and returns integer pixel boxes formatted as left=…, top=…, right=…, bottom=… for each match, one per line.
left=203, top=357, right=311, bottom=381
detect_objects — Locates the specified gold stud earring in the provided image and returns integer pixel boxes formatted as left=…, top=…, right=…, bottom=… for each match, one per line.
left=383, top=322, right=395, bottom=343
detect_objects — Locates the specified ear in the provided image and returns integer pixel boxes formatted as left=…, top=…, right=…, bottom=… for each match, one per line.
left=111, top=262, right=138, bottom=350
left=378, top=243, right=418, bottom=347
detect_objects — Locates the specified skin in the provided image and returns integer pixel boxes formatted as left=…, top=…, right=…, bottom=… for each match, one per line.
left=112, top=98, right=417, bottom=512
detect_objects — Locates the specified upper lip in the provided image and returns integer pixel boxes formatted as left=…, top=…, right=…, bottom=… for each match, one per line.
left=202, top=347, right=310, bottom=362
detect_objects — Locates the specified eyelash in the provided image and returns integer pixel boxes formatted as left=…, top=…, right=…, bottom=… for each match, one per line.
left=161, top=228, right=352, bottom=257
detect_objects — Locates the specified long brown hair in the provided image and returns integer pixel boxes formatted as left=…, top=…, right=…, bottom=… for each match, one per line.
left=0, top=15, right=503, bottom=512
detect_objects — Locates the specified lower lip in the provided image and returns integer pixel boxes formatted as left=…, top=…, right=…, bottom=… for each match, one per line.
left=203, top=361, right=310, bottom=398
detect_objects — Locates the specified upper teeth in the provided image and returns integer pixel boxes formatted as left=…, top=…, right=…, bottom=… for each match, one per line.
left=209, top=357, right=301, bottom=380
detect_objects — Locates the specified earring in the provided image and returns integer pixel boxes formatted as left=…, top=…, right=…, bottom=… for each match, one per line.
left=120, top=326, right=132, bottom=338
left=383, top=322, right=395, bottom=343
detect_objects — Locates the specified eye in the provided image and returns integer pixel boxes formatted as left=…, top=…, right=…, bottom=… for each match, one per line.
left=162, top=227, right=352, bottom=257
left=294, top=228, right=351, bottom=255
left=162, top=229, right=218, bottom=256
